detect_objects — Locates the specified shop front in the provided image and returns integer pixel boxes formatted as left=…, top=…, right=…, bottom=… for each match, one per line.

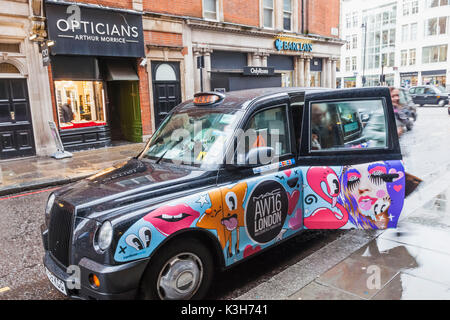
left=344, top=76, right=356, bottom=88
left=421, top=69, right=447, bottom=88
left=45, top=1, right=145, bottom=151
left=400, top=72, right=418, bottom=88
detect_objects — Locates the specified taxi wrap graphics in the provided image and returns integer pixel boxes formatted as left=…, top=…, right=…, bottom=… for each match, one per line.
left=114, top=160, right=405, bottom=266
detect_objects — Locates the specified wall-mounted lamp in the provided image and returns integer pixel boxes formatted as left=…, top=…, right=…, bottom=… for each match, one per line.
left=47, top=40, right=55, bottom=47
left=29, top=34, right=38, bottom=41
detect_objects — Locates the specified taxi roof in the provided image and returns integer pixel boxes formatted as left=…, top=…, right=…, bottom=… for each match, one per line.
left=176, top=87, right=331, bottom=112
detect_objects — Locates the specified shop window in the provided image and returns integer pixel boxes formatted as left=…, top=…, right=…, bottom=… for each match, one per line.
left=263, top=0, right=274, bottom=29
left=203, top=0, right=218, bottom=20
left=309, top=100, right=387, bottom=152
left=0, top=63, right=20, bottom=74
left=54, top=81, right=106, bottom=130
left=154, top=64, right=177, bottom=81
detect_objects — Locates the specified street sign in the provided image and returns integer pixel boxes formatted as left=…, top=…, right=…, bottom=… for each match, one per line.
left=41, top=42, right=50, bottom=67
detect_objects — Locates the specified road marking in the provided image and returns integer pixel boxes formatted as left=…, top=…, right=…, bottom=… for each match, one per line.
left=0, top=287, right=10, bottom=294
left=0, top=187, right=60, bottom=202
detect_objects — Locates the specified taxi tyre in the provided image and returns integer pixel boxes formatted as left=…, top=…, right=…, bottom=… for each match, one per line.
left=139, top=237, right=214, bottom=300
left=438, top=99, right=446, bottom=107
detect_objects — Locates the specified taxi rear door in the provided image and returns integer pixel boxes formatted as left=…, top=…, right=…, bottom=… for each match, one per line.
left=297, top=87, right=405, bottom=230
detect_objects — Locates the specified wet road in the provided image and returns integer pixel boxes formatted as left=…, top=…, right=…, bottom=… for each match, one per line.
left=0, top=106, right=448, bottom=300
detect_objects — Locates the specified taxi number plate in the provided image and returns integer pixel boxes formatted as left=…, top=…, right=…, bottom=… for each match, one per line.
left=45, top=267, right=67, bottom=296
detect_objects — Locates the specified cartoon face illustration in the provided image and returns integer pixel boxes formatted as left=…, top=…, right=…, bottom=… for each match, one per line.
left=196, top=182, right=247, bottom=258
left=144, top=204, right=200, bottom=236
left=340, top=162, right=401, bottom=229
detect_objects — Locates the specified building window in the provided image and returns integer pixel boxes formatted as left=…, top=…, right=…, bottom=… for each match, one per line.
left=283, top=0, right=292, bottom=31
left=403, top=0, right=410, bottom=15
left=409, top=49, right=416, bottom=65
left=352, top=34, right=358, bottom=49
left=263, top=0, right=274, bottom=28
left=352, top=12, right=358, bottom=28
left=402, top=24, right=409, bottom=42
left=351, top=56, right=357, bottom=71
left=203, top=0, right=218, bottom=20
left=425, top=16, right=448, bottom=36
left=346, top=36, right=351, bottom=50
left=410, top=23, right=418, bottom=40
left=345, top=57, right=351, bottom=72
left=403, top=0, right=419, bottom=15
left=0, top=62, right=20, bottom=73
left=54, top=80, right=106, bottom=130
left=428, top=0, right=449, bottom=8
left=412, top=0, right=419, bottom=13
left=422, top=44, right=448, bottom=63
left=0, top=43, right=20, bottom=53
left=346, top=13, right=351, bottom=28
left=401, top=50, right=408, bottom=66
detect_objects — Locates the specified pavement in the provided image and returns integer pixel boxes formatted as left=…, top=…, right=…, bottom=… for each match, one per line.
left=236, top=171, right=450, bottom=300
left=0, top=143, right=145, bottom=196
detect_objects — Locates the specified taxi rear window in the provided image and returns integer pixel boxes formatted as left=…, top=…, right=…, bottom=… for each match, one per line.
left=309, top=99, right=387, bottom=152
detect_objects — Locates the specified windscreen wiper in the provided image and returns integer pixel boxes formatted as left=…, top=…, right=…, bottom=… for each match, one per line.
left=155, top=137, right=183, bottom=164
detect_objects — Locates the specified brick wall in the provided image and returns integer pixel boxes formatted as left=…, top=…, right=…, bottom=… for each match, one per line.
left=144, top=0, right=202, bottom=18
left=223, top=0, right=259, bottom=27
left=137, top=61, right=152, bottom=137
left=144, top=30, right=183, bottom=47
left=306, top=0, right=340, bottom=38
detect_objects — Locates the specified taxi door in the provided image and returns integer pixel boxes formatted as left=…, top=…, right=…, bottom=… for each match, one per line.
left=204, top=95, right=303, bottom=266
left=297, top=87, right=406, bottom=230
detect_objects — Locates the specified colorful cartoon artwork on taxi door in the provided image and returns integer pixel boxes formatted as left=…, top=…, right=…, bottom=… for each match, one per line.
left=302, top=160, right=405, bottom=230
left=339, top=161, right=405, bottom=229
left=196, top=182, right=247, bottom=258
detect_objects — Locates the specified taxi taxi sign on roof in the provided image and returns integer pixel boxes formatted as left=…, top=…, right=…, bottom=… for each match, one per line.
left=193, top=92, right=225, bottom=106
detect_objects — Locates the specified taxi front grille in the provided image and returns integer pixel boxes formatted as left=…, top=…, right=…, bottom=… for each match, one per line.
left=48, top=204, right=73, bottom=267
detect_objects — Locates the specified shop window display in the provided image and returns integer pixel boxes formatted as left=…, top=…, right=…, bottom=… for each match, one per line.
left=54, top=80, right=106, bottom=130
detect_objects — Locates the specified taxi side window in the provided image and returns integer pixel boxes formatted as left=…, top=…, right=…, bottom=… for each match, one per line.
left=310, top=99, right=387, bottom=151
left=243, top=106, right=291, bottom=157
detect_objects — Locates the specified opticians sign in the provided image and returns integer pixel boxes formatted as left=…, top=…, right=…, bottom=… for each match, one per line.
left=274, top=38, right=313, bottom=53
left=45, top=1, right=145, bottom=57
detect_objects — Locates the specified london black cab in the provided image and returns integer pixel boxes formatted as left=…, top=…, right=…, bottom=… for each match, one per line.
left=42, top=87, right=407, bottom=300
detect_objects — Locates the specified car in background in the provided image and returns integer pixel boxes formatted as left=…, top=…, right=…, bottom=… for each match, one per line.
left=409, top=85, right=449, bottom=107
left=398, top=87, right=417, bottom=122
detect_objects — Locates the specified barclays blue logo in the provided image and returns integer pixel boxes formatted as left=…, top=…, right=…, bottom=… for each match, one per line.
left=274, top=38, right=313, bottom=52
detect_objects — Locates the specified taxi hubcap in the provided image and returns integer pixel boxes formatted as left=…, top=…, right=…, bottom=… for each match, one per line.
left=157, top=252, right=203, bottom=300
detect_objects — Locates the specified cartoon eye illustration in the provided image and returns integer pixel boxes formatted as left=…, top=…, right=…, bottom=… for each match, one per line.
left=139, top=227, right=151, bottom=248
left=225, top=192, right=238, bottom=211
left=326, top=173, right=340, bottom=195
left=126, top=234, right=144, bottom=251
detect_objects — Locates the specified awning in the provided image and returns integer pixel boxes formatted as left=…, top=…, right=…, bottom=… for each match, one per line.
left=105, top=60, right=139, bottom=81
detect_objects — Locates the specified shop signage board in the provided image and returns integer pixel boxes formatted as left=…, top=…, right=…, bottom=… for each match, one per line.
left=274, top=38, right=313, bottom=53
left=49, top=121, right=72, bottom=159
left=243, top=66, right=275, bottom=76
left=45, top=1, right=145, bottom=57
left=41, top=42, right=50, bottom=67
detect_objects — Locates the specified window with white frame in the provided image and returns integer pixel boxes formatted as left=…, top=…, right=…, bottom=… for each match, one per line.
left=422, top=44, right=448, bottom=63
left=409, top=49, right=416, bottom=65
left=401, top=50, right=408, bottom=66
left=351, top=56, right=357, bottom=71
left=203, top=0, right=218, bottom=20
left=352, top=12, right=358, bottom=28
left=346, top=13, right=351, bottom=28
left=352, top=34, right=357, bottom=49
left=346, top=36, right=351, bottom=50
left=263, top=0, right=274, bottom=28
left=425, top=16, right=448, bottom=36
left=428, top=0, right=449, bottom=8
left=345, top=57, right=351, bottom=71
left=410, top=23, right=418, bottom=40
left=402, top=24, right=409, bottom=42
left=403, top=0, right=410, bottom=15
left=412, top=0, right=419, bottom=13
left=283, top=0, right=292, bottom=31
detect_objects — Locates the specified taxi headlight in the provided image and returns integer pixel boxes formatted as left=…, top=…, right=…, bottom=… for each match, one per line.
left=45, top=194, right=55, bottom=225
left=96, top=221, right=113, bottom=251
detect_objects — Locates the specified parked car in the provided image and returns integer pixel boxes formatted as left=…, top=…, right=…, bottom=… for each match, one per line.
left=42, top=87, right=409, bottom=300
left=398, top=87, right=417, bottom=122
left=409, top=85, right=450, bottom=107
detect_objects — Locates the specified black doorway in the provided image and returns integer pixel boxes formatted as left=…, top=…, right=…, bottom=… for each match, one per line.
left=152, top=62, right=181, bottom=129
left=0, top=78, right=36, bottom=160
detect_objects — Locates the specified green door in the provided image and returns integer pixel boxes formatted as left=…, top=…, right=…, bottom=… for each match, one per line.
left=110, top=81, right=142, bottom=143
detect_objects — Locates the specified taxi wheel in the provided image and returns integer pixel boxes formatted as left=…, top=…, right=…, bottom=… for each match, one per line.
left=139, top=237, right=214, bottom=300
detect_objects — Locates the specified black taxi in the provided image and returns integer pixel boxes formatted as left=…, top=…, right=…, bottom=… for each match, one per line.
left=42, top=87, right=407, bottom=300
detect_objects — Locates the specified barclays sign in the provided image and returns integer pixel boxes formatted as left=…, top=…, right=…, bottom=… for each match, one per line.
left=275, top=38, right=313, bottom=53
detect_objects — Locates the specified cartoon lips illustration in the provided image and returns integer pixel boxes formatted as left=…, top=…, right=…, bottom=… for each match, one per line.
left=144, top=204, right=200, bottom=236
left=221, top=214, right=238, bottom=231
left=358, top=196, right=378, bottom=211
